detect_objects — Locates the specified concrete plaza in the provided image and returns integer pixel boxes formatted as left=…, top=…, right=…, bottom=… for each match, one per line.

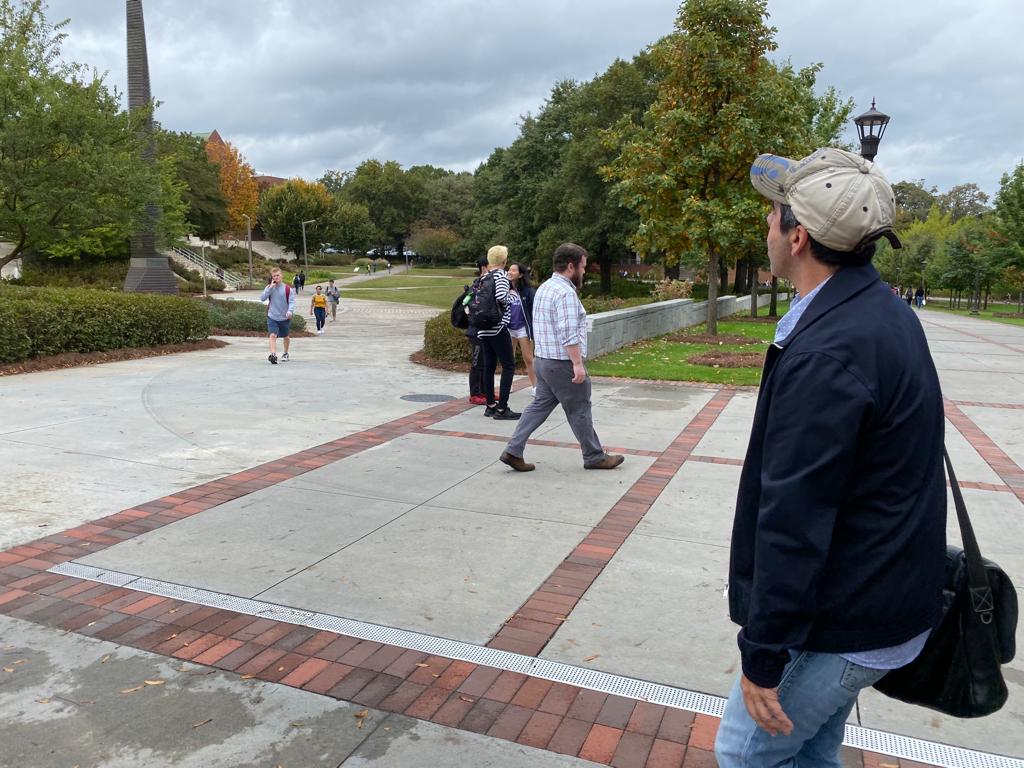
left=1, top=298, right=1022, bottom=767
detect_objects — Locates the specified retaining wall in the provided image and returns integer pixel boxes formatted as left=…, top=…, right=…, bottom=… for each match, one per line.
left=587, top=291, right=786, bottom=358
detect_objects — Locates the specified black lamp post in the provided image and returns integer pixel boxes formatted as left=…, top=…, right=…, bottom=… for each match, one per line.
left=854, top=99, right=891, bottom=162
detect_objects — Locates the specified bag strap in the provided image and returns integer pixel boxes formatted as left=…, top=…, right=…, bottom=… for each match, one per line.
left=943, top=447, right=995, bottom=622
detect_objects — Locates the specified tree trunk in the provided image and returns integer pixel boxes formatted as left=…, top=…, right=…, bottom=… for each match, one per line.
left=599, top=240, right=612, bottom=295
left=769, top=276, right=778, bottom=317
left=732, top=256, right=745, bottom=294
left=719, top=261, right=728, bottom=296
left=750, top=270, right=758, bottom=318
left=665, top=257, right=680, bottom=280
left=706, top=248, right=720, bottom=336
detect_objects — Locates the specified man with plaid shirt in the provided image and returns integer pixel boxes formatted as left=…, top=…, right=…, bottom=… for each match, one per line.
left=500, top=243, right=624, bottom=472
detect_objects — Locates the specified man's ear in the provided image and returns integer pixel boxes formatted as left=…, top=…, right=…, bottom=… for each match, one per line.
left=790, top=224, right=812, bottom=257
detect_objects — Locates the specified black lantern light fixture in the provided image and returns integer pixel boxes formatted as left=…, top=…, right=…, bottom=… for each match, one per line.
left=853, top=98, right=890, bottom=162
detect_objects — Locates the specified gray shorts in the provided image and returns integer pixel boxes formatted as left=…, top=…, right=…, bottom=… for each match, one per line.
left=267, top=317, right=291, bottom=337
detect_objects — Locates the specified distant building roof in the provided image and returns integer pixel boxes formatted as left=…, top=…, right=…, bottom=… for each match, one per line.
left=254, top=175, right=287, bottom=191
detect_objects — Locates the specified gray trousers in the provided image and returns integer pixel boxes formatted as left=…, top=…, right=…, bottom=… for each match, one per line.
left=505, top=357, right=604, bottom=464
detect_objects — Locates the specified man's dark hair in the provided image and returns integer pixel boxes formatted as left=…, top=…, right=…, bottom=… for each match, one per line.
left=779, top=204, right=875, bottom=267
left=552, top=243, right=588, bottom=273
left=476, top=255, right=488, bottom=272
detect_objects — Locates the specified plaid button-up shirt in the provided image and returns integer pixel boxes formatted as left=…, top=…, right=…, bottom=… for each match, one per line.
left=532, top=273, right=587, bottom=360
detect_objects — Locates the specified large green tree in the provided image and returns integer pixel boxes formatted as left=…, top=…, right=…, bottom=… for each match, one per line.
left=156, top=129, right=228, bottom=240
left=605, top=0, right=820, bottom=333
left=992, top=162, right=1024, bottom=273
left=326, top=199, right=376, bottom=254
left=0, top=0, right=181, bottom=269
left=257, top=179, right=333, bottom=257
left=340, top=160, right=427, bottom=258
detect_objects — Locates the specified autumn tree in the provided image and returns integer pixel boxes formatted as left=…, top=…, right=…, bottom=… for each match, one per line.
left=205, top=136, right=258, bottom=237
left=257, top=179, right=333, bottom=257
left=0, top=0, right=185, bottom=269
left=606, top=0, right=815, bottom=334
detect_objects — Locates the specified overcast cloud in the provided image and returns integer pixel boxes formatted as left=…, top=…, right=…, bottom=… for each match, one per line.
left=44, top=0, right=1024, bottom=198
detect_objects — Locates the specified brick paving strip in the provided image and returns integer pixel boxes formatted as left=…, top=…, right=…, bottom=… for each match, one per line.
left=944, top=400, right=1024, bottom=503
left=0, top=385, right=974, bottom=767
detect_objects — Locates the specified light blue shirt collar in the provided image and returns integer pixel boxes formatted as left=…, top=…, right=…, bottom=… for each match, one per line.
left=774, top=277, right=832, bottom=344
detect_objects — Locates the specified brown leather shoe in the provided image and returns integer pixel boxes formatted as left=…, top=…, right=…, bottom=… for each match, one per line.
left=500, top=451, right=535, bottom=472
left=584, top=454, right=624, bottom=470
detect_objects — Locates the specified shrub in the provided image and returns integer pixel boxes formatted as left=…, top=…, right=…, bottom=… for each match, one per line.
left=580, top=275, right=652, bottom=300
left=0, top=286, right=210, bottom=363
left=651, top=279, right=693, bottom=302
left=201, top=298, right=306, bottom=332
left=581, top=296, right=655, bottom=314
left=169, top=261, right=226, bottom=293
left=423, top=311, right=470, bottom=363
left=15, top=260, right=129, bottom=289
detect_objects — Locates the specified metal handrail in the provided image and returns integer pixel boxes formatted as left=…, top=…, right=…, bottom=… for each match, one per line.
left=169, top=246, right=243, bottom=288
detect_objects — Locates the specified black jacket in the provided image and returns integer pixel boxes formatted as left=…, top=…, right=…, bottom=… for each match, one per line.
left=729, top=264, right=947, bottom=688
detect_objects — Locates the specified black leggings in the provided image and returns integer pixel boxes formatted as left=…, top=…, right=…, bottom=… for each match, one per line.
left=480, top=327, right=515, bottom=409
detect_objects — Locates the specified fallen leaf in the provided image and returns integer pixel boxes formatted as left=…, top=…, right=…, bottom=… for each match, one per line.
left=144, top=679, right=165, bottom=686
left=192, top=718, right=212, bottom=729
left=277, top=666, right=285, bottom=672
left=86, top=621, right=96, bottom=627
left=431, top=673, right=441, bottom=678
left=2, top=667, right=13, bottom=673
left=168, top=609, right=179, bottom=614
left=165, top=634, right=178, bottom=641
left=36, top=698, right=51, bottom=704
left=240, top=674, right=254, bottom=680
left=355, top=709, right=369, bottom=717
left=100, top=655, right=111, bottom=664
left=120, top=685, right=144, bottom=694
left=415, top=663, right=430, bottom=668
left=12, top=659, right=26, bottom=665
left=289, top=721, right=304, bottom=728
left=354, top=708, right=369, bottom=729
left=458, top=695, right=475, bottom=703
left=583, top=654, right=600, bottom=662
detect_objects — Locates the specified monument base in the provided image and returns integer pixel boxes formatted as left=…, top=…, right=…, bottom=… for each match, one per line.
left=123, top=257, right=178, bottom=294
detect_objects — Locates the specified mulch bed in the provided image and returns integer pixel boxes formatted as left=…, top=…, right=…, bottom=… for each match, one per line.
left=409, top=350, right=528, bottom=374
left=688, top=350, right=765, bottom=368
left=731, top=315, right=779, bottom=324
left=211, top=328, right=315, bottom=338
left=666, top=333, right=758, bottom=345
left=993, top=312, right=1024, bottom=318
left=0, top=339, right=228, bottom=377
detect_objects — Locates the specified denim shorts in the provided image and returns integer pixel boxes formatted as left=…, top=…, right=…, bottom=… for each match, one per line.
left=267, top=317, right=291, bottom=337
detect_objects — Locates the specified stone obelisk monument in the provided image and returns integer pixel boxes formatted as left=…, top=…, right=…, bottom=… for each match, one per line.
left=122, top=0, right=177, bottom=294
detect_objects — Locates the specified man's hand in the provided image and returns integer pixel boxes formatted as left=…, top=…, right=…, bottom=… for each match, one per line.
left=571, top=362, right=587, bottom=384
left=740, top=675, right=793, bottom=737
left=286, top=312, right=292, bottom=319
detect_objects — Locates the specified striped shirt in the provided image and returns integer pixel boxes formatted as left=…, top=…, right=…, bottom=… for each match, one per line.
left=476, top=269, right=512, bottom=338
left=532, top=273, right=587, bottom=359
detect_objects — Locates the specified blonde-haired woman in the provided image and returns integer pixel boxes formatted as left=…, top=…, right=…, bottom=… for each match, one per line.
left=477, top=245, right=520, bottom=420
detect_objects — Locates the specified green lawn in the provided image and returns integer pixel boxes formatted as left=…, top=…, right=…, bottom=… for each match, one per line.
left=922, top=302, right=1024, bottom=327
left=589, top=304, right=789, bottom=386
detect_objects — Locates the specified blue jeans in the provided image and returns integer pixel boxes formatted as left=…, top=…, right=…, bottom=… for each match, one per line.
left=715, top=652, right=887, bottom=768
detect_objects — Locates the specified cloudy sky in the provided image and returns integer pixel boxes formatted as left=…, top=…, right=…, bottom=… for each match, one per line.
left=44, top=0, right=1024, bottom=198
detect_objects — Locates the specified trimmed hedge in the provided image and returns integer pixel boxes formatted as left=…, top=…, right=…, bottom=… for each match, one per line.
left=423, top=311, right=470, bottom=362
left=0, top=285, right=210, bottom=363
left=201, top=298, right=307, bottom=332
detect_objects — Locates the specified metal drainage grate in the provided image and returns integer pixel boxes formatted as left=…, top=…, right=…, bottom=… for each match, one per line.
left=400, top=394, right=457, bottom=403
left=47, top=562, right=1023, bottom=768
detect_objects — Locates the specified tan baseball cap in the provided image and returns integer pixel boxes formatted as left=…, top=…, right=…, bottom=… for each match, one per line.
left=750, top=148, right=901, bottom=251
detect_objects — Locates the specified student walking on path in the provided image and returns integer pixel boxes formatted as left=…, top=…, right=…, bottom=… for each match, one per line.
left=261, top=267, right=295, bottom=364
left=500, top=243, right=624, bottom=471
left=310, top=285, right=328, bottom=335
left=325, top=279, right=340, bottom=321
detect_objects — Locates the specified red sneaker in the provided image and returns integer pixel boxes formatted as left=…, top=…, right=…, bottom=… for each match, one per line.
left=469, top=394, right=488, bottom=405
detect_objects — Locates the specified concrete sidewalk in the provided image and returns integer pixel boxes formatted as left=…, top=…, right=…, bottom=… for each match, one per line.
left=1, top=299, right=1022, bottom=766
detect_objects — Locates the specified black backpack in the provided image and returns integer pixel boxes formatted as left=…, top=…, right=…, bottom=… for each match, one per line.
left=467, top=273, right=501, bottom=329
left=450, top=286, right=470, bottom=329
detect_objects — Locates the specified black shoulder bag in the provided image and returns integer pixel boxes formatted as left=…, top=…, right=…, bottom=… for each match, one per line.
left=872, top=449, right=1018, bottom=718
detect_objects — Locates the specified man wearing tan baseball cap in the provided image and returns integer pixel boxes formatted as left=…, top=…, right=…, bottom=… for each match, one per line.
left=716, top=149, right=947, bottom=767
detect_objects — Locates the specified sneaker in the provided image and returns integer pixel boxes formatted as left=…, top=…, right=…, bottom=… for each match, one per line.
left=493, top=408, right=521, bottom=421
left=268, top=354, right=278, bottom=365
left=281, top=352, right=289, bottom=361
left=317, top=329, right=323, bottom=335
left=500, top=451, right=535, bottom=472
left=484, top=405, right=497, bottom=418
left=469, top=395, right=488, bottom=405
left=584, top=454, right=625, bottom=470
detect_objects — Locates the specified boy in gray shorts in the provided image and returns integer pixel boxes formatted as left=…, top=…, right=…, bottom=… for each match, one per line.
left=260, top=267, right=296, bottom=364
